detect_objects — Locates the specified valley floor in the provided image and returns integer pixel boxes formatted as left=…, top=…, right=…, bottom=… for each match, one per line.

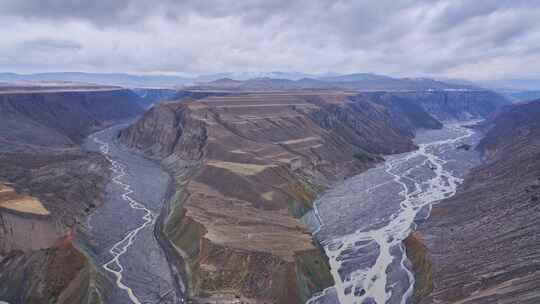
left=83, top=125, right=182, bottom=304
left=304, top=122, right=483, bottom=304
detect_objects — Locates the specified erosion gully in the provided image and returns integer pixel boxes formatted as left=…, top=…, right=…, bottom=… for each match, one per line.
left=83, top=124, right=183, bottom=304
left=304, top=121, right=483, bottom=304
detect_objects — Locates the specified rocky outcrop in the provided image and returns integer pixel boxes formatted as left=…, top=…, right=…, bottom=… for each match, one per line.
left=0, top=237, right=110, bottom=304
left=0, top=151, right=111, bottom=304
left=0, top=184, right=58, bottom=253
left=414, top=99, right=540, bottom=303
left=0, top=151, right=109, bottom=227
left=119, top=91, right=444, bottom=303
left=0, top=190, right=107, bottom=304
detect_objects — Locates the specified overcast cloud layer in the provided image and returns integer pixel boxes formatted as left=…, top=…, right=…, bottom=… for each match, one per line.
left=1, top=0, right=539, bottom=80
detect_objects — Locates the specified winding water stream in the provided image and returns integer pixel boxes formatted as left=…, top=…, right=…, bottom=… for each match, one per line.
left=84, top=125, right=181, bottom=304
left=83, top=121, right=480, bottom=304
left=305, top=122, right=483, bottom=304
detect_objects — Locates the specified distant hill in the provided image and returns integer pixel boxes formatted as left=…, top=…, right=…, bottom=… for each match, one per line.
left=417, top=98, right=540, bottom=303
left=0, top=88, right=144, bottom=149
left=438, top=77, right=540, bottom=102
left=478, top=78, right=540, bottom=91
left=0, top=71, right=493, bottom=91
left=190, top=74, right=479, bottom=91
left=0, top=72, right=192, bottom=88
left=500, top=90, right=540, bottom=103
left=194, top=71, right=313, bottom=82
left=317, top=72, right=395, bottom=82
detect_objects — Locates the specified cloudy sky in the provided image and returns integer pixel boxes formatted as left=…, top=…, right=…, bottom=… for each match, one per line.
left=1, top=0, right=539, bottom=80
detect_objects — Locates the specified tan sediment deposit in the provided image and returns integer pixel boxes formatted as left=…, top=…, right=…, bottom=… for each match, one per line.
left=0, top=184, right=50, bottom=216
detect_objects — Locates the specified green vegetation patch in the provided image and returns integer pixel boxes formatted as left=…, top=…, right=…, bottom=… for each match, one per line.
left=353, top=150, right=383, bottom=163
left=403, top=233, right=433, bottom=304
left=287, top=179, right=319, bottom=218
left=294, top=249, right=334, bottom=303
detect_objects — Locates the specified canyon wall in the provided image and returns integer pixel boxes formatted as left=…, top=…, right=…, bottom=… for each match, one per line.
left=0, top=88, right=144, bottom=304
left=0, top=152, right=111, bottom=304
left=363, top=90, right=508, bottom=120
left=413, top=99, right=540, bottom=303
left=0, top=89, right=144, bottom=149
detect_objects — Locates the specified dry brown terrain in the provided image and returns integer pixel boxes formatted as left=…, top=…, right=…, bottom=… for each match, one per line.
left=0, top=87, right=144, bottom=303
left=120, top=90, right=441, bottom=303
left=415, top=100, right=540, bottom=304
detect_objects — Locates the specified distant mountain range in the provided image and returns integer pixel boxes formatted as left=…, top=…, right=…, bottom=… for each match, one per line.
left=2, top=71, right=538, bottom=93
left=193, top=71, right=313, bottom=82
left=477, top=78, right=540, bottom=91
left=440, top=77, right=540, bottom=92
left=190, top=75, right=480, bottom=91
left=0, top=71, right=314, bottom=87
left=0, top=72, right=192, bottom=88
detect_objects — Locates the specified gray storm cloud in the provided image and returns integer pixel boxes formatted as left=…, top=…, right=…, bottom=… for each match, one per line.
left=0, top=0, right=539, bottom=80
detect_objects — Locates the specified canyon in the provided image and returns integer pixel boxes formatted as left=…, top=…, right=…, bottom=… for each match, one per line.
left=1, top=81, right=538, bottom=304
left=117, top=89, right=505, bottom=303
left=413, top=99, right=540, bottom=304
left=2, top=2, right=539, bottom=304
left=0, top=87, right=144, bottom=303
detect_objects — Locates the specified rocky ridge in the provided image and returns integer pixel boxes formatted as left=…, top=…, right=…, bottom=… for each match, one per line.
left=411, top=99, right=540, bottom=303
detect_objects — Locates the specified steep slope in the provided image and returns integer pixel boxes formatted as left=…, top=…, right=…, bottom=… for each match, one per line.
left=364, top=90, right=508, bottom=120
left=0, top=88, right=144, bottom=304
left=0, top=88, right=144, bottom=149
left=356, top=93, right=443, bottom=130
left=0, top=152, right=111, bottom=304
left=413, top=99, right=540, bottom=303
left=119, top=91, right=441, bottom=303
left=131, top=88, right=177, bottom=108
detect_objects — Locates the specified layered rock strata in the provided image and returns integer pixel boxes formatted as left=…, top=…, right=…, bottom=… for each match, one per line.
left=119, top=91, right=444, bottom=303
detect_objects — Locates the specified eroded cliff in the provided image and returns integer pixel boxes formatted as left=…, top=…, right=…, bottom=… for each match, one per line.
left=364, top=90, right=508, bottom=121
left=0, top=151, right=111, bottom=304
left=0, top=88, right=144, bottom=303
left=413, top=99, right=540, bottom=303
left=119, top=91, right=442, bottom=303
